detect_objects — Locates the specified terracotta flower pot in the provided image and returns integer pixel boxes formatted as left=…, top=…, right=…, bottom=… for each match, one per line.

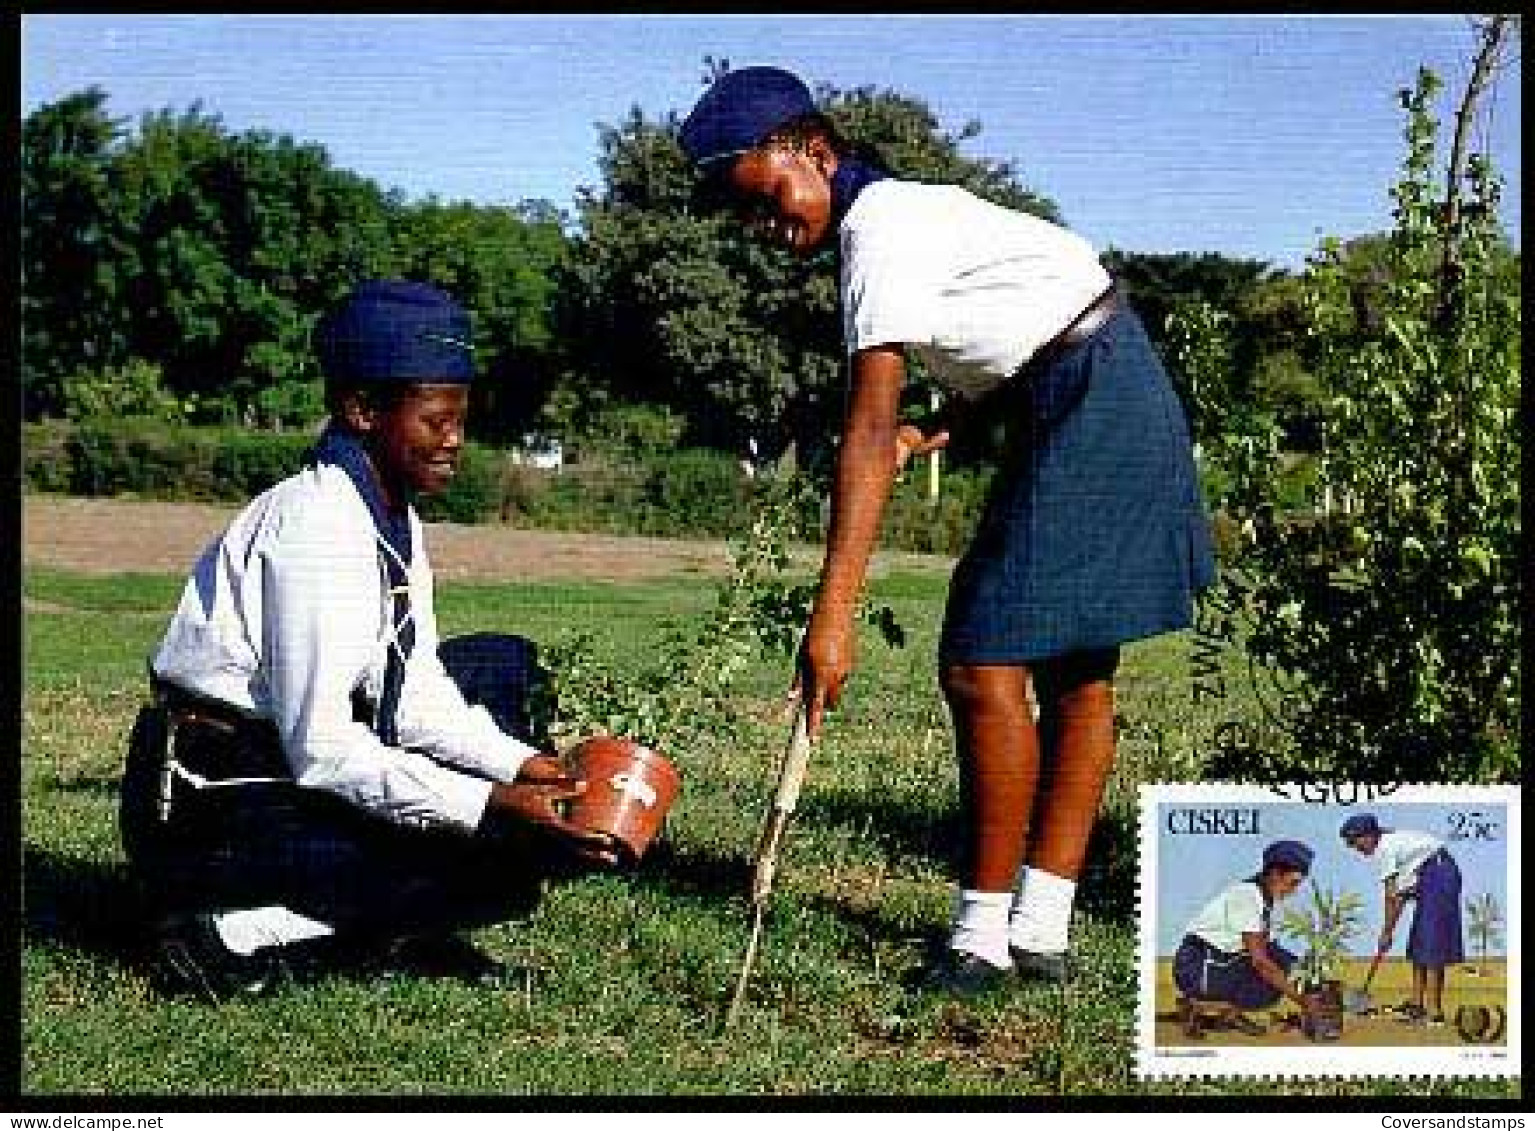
left=563, top=736, right=681, bottom=863
left=1301, top=979, right=1345, bottom=1042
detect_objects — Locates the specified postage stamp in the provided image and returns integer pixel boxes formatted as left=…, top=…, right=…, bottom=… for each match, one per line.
left=1135, top=782, right=1521, bottom=1079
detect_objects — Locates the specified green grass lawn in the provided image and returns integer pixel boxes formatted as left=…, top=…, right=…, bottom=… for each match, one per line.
left=19, top=563, right=1517, bottom=1100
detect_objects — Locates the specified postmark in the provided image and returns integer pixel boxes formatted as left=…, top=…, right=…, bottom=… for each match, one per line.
left=1136, top=782, right=1520, bottom=1079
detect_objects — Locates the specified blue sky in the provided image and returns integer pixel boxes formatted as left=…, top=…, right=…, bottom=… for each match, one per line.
left=20, top=14, right=1523, bottom=271
left=1154, top=800, right=1515, bottom=957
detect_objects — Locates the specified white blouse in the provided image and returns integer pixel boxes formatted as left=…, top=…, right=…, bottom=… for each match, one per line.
left=839, top=179, right=1112, bottom=400
left=152, top=461, right=537, bottom=833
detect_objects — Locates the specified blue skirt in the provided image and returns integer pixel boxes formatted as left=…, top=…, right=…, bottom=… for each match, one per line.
left=1407, top=850, right=1465, bottom=968
left=940, top=305, right=1216, bottom=665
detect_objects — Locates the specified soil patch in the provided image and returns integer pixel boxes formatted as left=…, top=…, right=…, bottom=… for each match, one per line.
left=22, top=494, right=952, bottom=585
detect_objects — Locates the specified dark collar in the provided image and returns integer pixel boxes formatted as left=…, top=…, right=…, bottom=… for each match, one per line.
left=307, top=422, right=413, bottom=568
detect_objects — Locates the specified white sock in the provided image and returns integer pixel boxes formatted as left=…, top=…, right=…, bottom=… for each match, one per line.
left=948, top=888, right=1014, bottom=968
left=1008, top=866, right=1077, bottom=955
left=212, top=906, right=335, bottom=955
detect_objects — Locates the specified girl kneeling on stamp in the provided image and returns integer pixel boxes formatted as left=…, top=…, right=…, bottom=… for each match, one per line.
left=1173, top=839, right=1322, bottom=1036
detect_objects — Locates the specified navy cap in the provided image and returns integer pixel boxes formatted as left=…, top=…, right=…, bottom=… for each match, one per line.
left=316, top=279, right=474, bottom=385
left=1340, top=813, right=1384, bottom=841
left=678, top=65, right=816, bottom=167
left=1262, top=839, right=1315, bottom=874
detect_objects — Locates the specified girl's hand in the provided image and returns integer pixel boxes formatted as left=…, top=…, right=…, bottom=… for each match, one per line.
left=895, top=423, right=950, bottom=471
left=514, top=754, right=575, bottom=786
left=792, top=605, right=858, bottom=739
left=485, top=776, right=621, bottom=868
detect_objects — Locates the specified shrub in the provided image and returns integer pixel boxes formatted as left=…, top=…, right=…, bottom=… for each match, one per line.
left=22, top=420, right=75, bottom=493
left=67, top=417, right=218, bottom=499
left=60, top=358, right=186, bottom=423
left=641, top=448, right=751, bottom=538
left=51, top=419, right=310, bottom=502
left=881, top=465, right=993, bottom=556
left=209, top=429, right=315, bottom=496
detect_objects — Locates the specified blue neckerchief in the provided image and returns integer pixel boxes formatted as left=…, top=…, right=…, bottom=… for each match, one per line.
left=308, top=421, right=413, bottom=567
left=829, top=156, right=888, bottom=226
left=307, top=422, right=415, bottom=745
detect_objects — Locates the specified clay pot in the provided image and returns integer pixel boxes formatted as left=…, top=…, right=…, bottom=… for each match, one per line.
left=1301, top=980, right=1344, bottom=1042
left=563, top=736, right=681, bottom=863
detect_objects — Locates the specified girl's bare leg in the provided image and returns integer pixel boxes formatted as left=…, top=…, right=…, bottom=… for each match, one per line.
left=1027, top=649, right=1120, bottom=880
left=940, top=663, right=1039, bottom=891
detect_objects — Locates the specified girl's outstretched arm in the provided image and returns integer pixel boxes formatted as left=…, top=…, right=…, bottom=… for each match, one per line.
left=796, top=345, right=905, bottom=737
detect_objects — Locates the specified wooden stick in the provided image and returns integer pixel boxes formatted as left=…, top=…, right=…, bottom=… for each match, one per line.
left=723, top=706, right=813, bottom=1031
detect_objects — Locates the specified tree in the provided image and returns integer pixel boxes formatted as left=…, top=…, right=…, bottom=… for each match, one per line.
left=20, top=87, right=135, bottom=417
left=1278, top=879, right=1367, bottom=989
left=391, top=198, right=571, bottom=441
left=1464, top=892, right=1505, bottom=975
left=556, top=66, right=1064, bottom=470
left=113, top=104, right=398, bottom=420
left=1173, top=21, right=1521, bottom=782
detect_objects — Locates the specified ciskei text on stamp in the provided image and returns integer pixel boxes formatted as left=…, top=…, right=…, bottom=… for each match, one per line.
left=1135, top=782, right=1520, bottom=1080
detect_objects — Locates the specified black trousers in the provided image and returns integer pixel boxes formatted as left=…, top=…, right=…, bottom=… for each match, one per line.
left=120, top=633, right=552, bottom=939
left=1172, top=933, right=1297, bottom=1011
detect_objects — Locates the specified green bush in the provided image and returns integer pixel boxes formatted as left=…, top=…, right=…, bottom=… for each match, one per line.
left=26, top=418, right=994, bottom=556
left=22, top=420, right=75, bottom=493
left=209, top=429, right=315, bottom=496
left=66, top=417, right=218, bottom=499
left=641, top=448, right=751, bottom=538
left=60, top=358, right=185, bottom=423
left=882, top=465, right=993, bottom=555
left=39, top=418, right=311, bottom=502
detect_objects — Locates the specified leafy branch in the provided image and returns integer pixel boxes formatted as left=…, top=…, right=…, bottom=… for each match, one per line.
left=1278, top=880, right=1367, bottom=988
left=535, top=474, right=903, bottom=754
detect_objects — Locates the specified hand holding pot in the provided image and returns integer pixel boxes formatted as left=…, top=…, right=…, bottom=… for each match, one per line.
left=561, top=737, right=681, bottom=864
left=484, top=757, right=621, bottom=868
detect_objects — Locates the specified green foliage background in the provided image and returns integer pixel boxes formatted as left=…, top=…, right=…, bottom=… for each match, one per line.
left=1168, top=66, right=1520, bottom=784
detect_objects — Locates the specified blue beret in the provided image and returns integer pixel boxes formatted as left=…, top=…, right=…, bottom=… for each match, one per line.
left=316, top=279, right=474, bottom=385
left=1340, top=813, right=1384, bottom=841
left=1261, top=839, right=1314, bottom=874
left=678, top=65, right=816, bottom=167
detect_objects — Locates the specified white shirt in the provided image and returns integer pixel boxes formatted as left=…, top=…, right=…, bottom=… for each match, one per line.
left=1373, top=829, right=1444, bottom=885
left=839, top=179, right=1112, bottom=400
left=151, top=461, right=538, bottom=833
left=1185, top=879, right=1268, bottom=954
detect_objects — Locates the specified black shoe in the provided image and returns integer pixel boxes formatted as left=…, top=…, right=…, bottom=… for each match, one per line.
left=383, top=932, right=521, bottom=988
left=1009, top=945, right=1069, bottom=985
left=153, top=914, right=286, bottom=1005
left=1224, top=1012, right=1266, bottom=1037
left=915, top=949, right=1014, bottom=999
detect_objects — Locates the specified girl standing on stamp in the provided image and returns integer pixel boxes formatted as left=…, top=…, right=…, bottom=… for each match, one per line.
left=677, top=66, right=1216, bottom=993
left=1340, top=813, right=1465, bottom=1026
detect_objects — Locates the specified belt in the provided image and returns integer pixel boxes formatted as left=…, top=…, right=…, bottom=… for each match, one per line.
left=1027, top=283, right=1121, bottom=372
left=150, top=678, right=292, bottom=789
